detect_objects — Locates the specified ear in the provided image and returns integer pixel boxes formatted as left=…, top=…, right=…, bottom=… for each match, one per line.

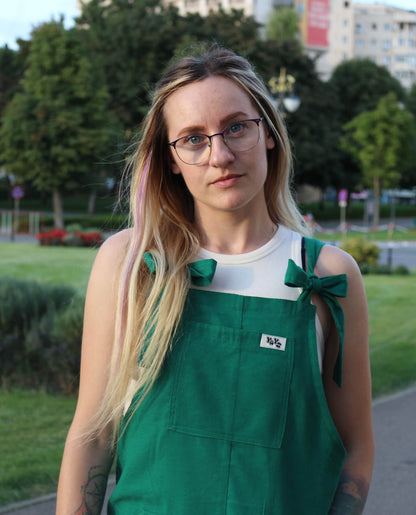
left=266, top=133, right=275, bottom=150
left=171, top=160, right=182, bottom=175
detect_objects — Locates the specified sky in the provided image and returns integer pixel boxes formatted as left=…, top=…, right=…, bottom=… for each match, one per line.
left=0, top=0, right=415, bottom=50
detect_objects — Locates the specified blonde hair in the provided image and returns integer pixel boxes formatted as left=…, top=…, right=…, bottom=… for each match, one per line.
left=87, top=46, right=307, bottom=446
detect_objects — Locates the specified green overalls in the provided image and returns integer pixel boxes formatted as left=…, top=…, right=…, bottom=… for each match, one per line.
left=108, top=237, right=348, bottom=514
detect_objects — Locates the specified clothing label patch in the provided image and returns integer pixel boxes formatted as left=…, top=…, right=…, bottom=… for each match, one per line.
left=260, top=334, right=287, bottom=351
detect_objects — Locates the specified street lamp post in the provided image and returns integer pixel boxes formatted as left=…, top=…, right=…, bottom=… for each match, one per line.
left=268, top=68, right=301, bottom=115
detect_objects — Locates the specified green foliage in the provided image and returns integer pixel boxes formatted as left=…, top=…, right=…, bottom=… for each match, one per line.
left=340, top=237, right=380, bottom=266
left=0, top=45, right=25, bottom=118
left=0, top=277, right=83, bottom=394
left=329, top=58, right=405, bottom=125
left=266, top=7, right=300, bottom=42
left=342, top=93, right=414, bottom=188
left=78, top=0, right=263, bottom=134
left=341, top=93, right=415, bottom=226
left=0, top=20, right=119, bottom=227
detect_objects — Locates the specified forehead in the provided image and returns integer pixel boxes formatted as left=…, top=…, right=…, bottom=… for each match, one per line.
left=164, top=76, right=256, bottom=134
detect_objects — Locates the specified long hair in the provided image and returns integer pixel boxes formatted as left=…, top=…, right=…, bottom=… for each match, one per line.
left=86, top=46, right=307, bottom=446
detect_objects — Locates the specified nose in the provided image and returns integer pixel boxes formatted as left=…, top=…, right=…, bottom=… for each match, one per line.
left=208, top=134, right=235, bottom=167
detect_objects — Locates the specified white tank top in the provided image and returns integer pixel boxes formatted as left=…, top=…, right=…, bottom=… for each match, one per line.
left=197, top=225, right=325, bottom=371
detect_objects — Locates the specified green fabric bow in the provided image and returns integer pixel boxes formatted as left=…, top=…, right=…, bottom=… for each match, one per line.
left=284, top=259, right=348, bottom=387
left=144, top=252, right=217, bottom=287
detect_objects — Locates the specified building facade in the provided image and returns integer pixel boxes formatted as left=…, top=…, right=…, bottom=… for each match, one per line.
left=353, top=3, right=416, bottom=90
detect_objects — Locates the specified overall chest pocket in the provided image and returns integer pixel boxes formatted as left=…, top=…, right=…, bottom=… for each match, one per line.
left=168, top=321, right=294, bottom=449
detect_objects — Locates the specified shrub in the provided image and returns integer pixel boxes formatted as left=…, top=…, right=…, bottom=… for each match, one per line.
left=359, top=264, right=410, bottom=275
left=340, top=237, right=380, bottom=266
left=0, top=277, right=83, bottom=394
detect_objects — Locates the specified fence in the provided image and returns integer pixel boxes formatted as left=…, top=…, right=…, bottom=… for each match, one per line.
left=0, top=210, right=42, bottom=236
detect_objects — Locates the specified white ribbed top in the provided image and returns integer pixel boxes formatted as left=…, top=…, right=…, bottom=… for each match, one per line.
left=197, top=226, right=324, bottom=371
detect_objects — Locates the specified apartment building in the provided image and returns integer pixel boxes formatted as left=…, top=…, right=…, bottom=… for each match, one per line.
left=353, top=3, right=416, bottom=90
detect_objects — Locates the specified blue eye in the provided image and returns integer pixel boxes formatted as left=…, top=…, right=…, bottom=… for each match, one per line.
left=185, top=135, right=206, bottom=146
left=227, top=122, right=245, bottom=136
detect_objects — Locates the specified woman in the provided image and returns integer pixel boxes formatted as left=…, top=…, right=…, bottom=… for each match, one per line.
left=57, top=46, right=374, bottom=514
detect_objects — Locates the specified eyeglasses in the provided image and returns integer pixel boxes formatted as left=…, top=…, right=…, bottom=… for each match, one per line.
left=168, top=117, right=264, bottom=166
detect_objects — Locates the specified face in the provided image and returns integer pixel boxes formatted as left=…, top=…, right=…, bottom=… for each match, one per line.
left=164, top=76, right=275, bottom=223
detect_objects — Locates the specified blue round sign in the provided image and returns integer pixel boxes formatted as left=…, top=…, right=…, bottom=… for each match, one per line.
left=11, top=185, right=24, bottom=200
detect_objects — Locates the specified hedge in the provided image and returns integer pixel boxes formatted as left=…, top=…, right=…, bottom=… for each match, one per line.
left=0, top=277, right=84, bottom=395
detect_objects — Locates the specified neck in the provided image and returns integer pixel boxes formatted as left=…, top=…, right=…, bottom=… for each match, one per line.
left=195, top=208, right=277, bottom=255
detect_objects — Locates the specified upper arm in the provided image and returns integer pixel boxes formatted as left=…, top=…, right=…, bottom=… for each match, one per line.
left=316, top=245, right=374, bottom=478
left=71, top=230, right=131, bottom=431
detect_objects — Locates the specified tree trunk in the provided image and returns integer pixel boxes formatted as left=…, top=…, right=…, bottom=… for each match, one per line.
left=88, top=189, right=97, bottom=215
left=373, top=177, right=380, bottom=229
left=53, top=188, right=64, bottom=229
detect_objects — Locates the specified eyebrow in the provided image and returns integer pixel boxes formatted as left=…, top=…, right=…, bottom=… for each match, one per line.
left=175, top=111, right=253, bottom=138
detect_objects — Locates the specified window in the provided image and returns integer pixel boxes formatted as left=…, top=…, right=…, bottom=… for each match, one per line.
left=372, top=23, right=377, bottom=30
left=384, top=23, right=392, bottom=31
left=383, top=39, right=392, bottom=50
left=342, top=36, right=349, bottom=44
left=356, top=22, right=364, bottom=33
left=356, top=39, right=365, bottom=47
left=344, top=1, right=349, bottom=7
left=371, top=38, right=377, bottom=47
left=398, top=38, right=405, bottom=46
left=343, top=19, right=349, bottom=27
left=382, top=56, right=391, bottom=65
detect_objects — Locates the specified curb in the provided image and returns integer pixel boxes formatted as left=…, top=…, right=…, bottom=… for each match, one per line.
left=0, top=493, right=56, bottom=514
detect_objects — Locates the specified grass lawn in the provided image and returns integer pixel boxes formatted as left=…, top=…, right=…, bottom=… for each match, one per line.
left=0, top=390, right=76, bottom=505
left=0, top=241, right=415, bottom=505
left=365, top=273, right=416, bottom=398
left=315, top=227, right=416, bottom=242
left=0, top=243, right=98, bottom=293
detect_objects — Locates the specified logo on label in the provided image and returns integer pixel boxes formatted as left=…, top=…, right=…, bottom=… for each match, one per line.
left=260, top=334, right=287, bottom=351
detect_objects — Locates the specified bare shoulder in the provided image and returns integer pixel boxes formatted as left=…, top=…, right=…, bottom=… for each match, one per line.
left=91, top=229, right=132, bottom=276
left=315, top=243, right=361, bottom=280
left=96, top=228, right=132, bottom=263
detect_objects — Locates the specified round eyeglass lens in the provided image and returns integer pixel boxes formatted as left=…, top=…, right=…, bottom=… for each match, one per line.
left=174, top=119, right=261, bottom=165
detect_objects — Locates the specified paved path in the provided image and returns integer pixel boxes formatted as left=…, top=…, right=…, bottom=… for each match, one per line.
left=364, top=386, right=416, bottom=515
left=1, top=386, right=415, bottom=514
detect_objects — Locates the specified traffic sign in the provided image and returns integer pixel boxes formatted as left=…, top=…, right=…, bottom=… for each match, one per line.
left=338, top=189, right=348, bottom=203
left=11, top=185, right=24, bottom=200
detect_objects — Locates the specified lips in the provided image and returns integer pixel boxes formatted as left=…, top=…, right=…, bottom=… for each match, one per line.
left=211, top=174, right=242, bottom=188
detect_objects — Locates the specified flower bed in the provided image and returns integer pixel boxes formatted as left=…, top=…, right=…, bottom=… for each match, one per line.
left=37, top=227, right=104, bottom=247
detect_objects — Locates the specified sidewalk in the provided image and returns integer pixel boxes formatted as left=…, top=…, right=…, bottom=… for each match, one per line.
left=1, top=386, right=415, bottom=514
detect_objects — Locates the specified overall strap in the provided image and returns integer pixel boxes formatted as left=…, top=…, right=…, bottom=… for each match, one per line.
left=302, top=236, right=325, bottom=274
left=285, top=237, right=347, bottom=387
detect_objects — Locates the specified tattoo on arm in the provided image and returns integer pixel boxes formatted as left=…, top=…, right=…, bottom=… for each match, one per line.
left=329, top=471, right=369, bottom=514
left=72, top=466, right=108, bottom=515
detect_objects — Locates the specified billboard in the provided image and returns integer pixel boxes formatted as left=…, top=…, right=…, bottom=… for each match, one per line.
left=299, top=0, right=330, bottom=49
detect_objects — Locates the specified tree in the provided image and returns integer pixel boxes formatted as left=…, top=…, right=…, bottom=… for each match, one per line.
left=78, top=0, right=263, bottom=135
left=329, top=58, right=405, bottom=125
left=341, top=93, right=414, bottom=227
left=329, top=58, right=406, bottom=195
left=266, top=7, right=300, bottom=42
left=0, top=20, right=117, bottom=228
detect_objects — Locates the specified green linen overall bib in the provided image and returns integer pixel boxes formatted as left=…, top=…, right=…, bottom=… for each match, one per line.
left=108, top=237, right=348, bottom=515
